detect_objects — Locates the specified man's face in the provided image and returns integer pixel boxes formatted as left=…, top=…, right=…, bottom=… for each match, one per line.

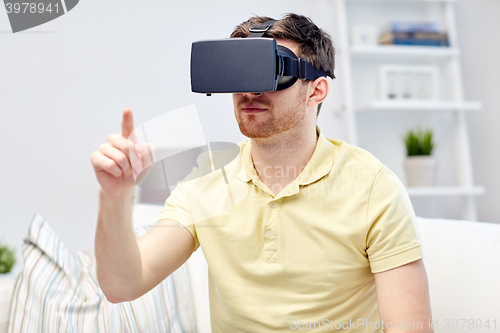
left=233, top=39, right=310, bottom=139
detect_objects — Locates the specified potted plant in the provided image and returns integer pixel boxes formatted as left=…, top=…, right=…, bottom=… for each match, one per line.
left=0, top=243, right=16, bottom=326
left=403, top=127, right=437, bottom=187
left=0, top=243, right=16, bottom=275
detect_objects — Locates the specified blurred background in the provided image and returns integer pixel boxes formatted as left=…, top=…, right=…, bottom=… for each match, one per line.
left=1, top=0, right=499, bottom=277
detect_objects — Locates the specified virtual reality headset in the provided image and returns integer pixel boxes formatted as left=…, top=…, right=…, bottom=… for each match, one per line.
left=190, top=20, right=327, bottom=95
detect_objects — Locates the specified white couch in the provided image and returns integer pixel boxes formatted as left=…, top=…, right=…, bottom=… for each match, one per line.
left=416, top=216, right=500, bottom=332
left=2, top=208, right=499, bottom=333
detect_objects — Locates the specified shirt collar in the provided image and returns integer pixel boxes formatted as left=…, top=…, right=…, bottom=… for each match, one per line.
left=298, top=127, right=335, bottom=185
left=235, top=138, right=257, bottom=183
left=236, top=126, right=335, bottom=186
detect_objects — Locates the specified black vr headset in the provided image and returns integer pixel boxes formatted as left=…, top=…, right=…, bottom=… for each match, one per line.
left=190, top=20, right=327, bottom=96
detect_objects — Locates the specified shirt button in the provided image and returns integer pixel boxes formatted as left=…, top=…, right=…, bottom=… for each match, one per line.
left=270, top=201, right=277, bottom=208
left=266, top=230, right=272, bottom=237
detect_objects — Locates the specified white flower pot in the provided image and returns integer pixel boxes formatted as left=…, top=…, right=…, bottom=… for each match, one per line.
left=404, top=156, right=437, bottom=187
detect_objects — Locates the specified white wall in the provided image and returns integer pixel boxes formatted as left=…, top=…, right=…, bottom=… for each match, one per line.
left=0, top=0, right=498, bottom=282
left=455, top=0, right=500, bottom=224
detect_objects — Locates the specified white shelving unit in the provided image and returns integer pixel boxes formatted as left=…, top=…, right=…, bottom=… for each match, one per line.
left=355, top=100, right=482, bottom=112
left=351, top=45, right=461, bottom=57
left=333, top=0, right=484, bottom=220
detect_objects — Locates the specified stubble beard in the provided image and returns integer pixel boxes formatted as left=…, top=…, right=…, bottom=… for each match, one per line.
left=235, top=86, right=308, bottom=139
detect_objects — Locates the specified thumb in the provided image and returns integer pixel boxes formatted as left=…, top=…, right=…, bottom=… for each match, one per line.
left=121, top=108, right=135, bottom=139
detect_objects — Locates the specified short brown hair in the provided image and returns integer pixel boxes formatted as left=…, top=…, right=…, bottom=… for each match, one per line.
left=230, top=14, right=336, bottom=116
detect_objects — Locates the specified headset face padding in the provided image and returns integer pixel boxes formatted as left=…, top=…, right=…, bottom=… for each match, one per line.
left=276, top=45, right=299, bottom=90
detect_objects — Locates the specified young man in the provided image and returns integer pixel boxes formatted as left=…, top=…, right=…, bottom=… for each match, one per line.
left=92, top=14, right=433, bottom=332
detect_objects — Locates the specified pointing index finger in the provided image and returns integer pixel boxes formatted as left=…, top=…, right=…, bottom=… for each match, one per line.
left=121, top=108, right=135, bottom=139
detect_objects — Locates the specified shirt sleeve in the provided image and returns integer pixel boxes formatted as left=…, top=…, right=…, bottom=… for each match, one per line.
left=158, top=181, right=200, bottom=252
left=366, top=166, right=424, bottom=273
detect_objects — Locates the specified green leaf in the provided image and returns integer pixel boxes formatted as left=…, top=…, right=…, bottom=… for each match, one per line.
left=0, top=244, right=16, bottom=274
left=403, top=127, right=436, bottom=156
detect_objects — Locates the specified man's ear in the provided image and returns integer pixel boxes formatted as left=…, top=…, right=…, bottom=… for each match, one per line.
left=307, top=77, right=329, bottom=108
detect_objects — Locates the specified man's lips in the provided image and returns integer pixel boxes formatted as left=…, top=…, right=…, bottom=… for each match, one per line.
left=242, top=105, right=267, bottom=113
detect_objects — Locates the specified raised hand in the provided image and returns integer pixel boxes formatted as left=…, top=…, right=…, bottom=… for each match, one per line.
left=91, top=108, right=152, bottom=197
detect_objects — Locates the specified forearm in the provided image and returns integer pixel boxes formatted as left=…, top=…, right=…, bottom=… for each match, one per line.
left=95, top=187, right=142, bottom=303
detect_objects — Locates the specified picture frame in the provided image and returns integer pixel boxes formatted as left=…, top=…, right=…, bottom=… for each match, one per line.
left=378, top=65, right=439, bottom=101
left=351, top=25, right=379, bottom=47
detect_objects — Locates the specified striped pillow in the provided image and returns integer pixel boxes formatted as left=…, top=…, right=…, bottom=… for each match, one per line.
left=8, top=214, right=197, bottom=333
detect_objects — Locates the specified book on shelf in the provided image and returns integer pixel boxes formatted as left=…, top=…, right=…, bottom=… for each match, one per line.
left=379, top=31, right=449, bottom=46
left=379, top=21, right=449, bottom=47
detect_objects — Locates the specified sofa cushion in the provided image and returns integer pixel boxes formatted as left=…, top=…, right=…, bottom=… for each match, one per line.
left=417, top=216, right=500, bottom=327
left=7, top=213, right=197, bottom=332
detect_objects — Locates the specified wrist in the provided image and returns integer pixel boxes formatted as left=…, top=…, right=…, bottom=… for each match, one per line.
left=99, top=186, right=135, bottom=203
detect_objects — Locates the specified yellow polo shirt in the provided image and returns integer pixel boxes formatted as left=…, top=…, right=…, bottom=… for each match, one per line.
left=158, top=127, right=423, bottom=332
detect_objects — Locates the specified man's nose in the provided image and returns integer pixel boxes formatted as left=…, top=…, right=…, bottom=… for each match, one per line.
left=242, top=92, right=262, bottom=97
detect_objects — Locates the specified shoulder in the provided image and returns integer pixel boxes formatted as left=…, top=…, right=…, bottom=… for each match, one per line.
left=327, top=137, right=384, bottom=166
left=325, top=137, right=386, bottom=182
left=323, top=136, right=408, bottom=197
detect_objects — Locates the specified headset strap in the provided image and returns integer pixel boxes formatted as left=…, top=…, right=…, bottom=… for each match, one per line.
left=249, top=19, right=327, bottom=80
left=248, top=19, right=277, bottom=37
left=282, top=57, right=327, bottom=80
